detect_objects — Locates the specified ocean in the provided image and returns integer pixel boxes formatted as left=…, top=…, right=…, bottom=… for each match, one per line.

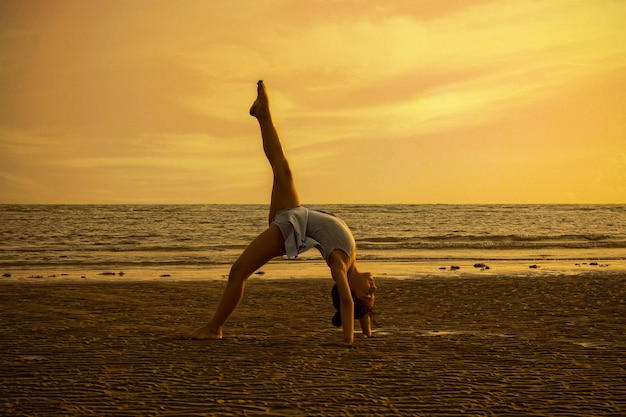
left=1, top=204, right=625, bottom=280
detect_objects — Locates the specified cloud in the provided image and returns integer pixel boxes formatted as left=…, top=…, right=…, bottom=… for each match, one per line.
left=0, top=0, right=624, bottom=203
left=243, top=0, right=626, bottom=145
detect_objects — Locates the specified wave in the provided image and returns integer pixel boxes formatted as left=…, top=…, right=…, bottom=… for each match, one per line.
left=3, top=204, right=625, bottom=269
left=356, top=233, right=625, bottom=250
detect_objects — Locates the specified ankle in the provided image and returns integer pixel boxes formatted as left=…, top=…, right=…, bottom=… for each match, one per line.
left=250, top=105, right=271, bottom=119
left=255, top=114, right=273, bottom=125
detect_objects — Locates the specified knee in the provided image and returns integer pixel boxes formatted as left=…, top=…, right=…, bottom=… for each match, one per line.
left=228, top=261, right=250, bottom=283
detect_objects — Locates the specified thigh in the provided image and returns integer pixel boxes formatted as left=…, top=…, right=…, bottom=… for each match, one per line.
left=231, top=225, right=286, bottom=278
left=269, top=165, right=300, bottom=223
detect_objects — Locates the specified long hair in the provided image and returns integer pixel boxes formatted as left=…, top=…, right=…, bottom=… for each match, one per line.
left=330, top=284, right=372, bottom=327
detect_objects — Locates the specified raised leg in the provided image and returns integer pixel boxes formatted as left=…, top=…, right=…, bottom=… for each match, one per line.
left=250, top=80, right=300, bottom=222
left=187, top=225, right=286, bottom=339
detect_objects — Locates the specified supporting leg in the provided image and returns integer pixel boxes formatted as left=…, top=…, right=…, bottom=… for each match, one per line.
left=187, top=226, right=285, bottom=339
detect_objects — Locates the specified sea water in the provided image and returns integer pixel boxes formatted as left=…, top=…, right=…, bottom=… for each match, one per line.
left=1, top=204, right=625, bottom=279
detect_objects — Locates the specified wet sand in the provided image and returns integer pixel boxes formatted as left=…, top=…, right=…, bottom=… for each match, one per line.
left=1, top=273, right=625, bottom=416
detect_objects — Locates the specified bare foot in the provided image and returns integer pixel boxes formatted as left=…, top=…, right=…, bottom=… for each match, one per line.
left=185, top=324, right=222, bottom=340
left=249, top=80, right=270, bottom=119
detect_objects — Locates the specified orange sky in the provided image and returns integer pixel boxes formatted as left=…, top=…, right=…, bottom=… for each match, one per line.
left=1, top=0, right=625, bottom=204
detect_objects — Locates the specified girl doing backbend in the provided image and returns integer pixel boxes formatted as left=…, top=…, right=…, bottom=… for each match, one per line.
left=188, top=81, right=377, bottom=346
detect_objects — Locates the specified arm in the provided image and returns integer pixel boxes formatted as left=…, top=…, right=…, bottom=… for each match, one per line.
left=359, top=315, right=372, bottom=338
left=329, top=259, right=354, bottom=345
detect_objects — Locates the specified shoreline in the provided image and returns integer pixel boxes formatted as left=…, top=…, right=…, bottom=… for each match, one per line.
left=2, top=256, right=625, bottom=283
left=2, top=274, right=625, bottom=415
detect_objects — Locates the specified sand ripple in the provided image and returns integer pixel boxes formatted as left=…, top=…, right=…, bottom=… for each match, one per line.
left=1, top=274, right=625, bottom=415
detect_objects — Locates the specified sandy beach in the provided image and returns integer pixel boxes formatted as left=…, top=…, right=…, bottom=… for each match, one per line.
left=1, top=273, right=625, bottom=416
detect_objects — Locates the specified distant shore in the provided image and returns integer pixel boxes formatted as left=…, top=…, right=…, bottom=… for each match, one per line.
left=1, top=273, right=624, bottom=415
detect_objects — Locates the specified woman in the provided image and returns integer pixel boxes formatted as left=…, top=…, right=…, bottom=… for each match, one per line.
left=188, top=81, right=376, bottom=346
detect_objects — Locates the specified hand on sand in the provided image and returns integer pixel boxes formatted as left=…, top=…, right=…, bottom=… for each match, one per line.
left=321, top=339, right=358, bottom=350
left=337, top=342, right=358, bottom=350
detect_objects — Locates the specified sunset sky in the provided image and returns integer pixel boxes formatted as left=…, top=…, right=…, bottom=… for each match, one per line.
left=1, top=0, right=625, bottom=204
